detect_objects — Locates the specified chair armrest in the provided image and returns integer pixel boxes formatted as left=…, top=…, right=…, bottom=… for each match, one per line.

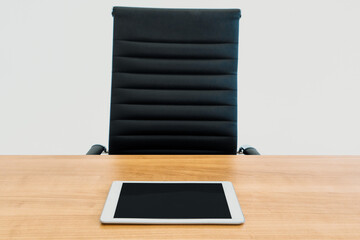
left=86, top=144, right=107, bottom=155
left=238, top=145, right=260, bottom=155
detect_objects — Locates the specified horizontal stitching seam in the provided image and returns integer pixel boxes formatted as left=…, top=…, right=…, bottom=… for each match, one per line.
left=112, top=72, right=236, bottom=76
left=114, top=39, right=237, bottom=44
left=110, top=135, right=236, bottom=138
left=112, top=72, right=236, bottom=75
left=112, top=87, right=235, bottom=91
left=113, top=56, right=236, bottom=60
left=111, top=103, right=236, bottom=106
left=110, top=119, right=236, bottom=122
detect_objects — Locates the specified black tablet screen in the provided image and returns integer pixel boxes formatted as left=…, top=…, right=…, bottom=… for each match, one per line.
left=114, top=183, right=231, bottom=219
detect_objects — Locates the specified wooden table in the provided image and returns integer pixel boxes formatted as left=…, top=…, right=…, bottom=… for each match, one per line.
left=0, top=155, right=359, bottom=239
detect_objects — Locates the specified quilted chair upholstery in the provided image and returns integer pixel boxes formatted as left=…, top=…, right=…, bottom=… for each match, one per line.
left=108, top=7, right=241, bottom=154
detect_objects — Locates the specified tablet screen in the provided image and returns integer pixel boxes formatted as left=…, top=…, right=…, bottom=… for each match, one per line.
left=114, top=183, right=231, bottom=219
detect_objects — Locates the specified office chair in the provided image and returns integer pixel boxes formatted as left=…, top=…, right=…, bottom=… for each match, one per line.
left=87, top=6, right=259, bottom=155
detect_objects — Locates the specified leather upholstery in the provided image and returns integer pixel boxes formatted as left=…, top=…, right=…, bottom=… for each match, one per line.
left=109, top=7, right=241, bottom=154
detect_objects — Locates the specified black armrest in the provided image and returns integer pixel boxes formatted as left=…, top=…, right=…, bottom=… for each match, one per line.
left=87, top=144, right=107, bottom=155
left=238, top=145, right=260, bottom=155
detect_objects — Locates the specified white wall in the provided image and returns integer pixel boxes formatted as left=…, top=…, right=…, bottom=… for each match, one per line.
left=1, top=0, right=360, bottom=155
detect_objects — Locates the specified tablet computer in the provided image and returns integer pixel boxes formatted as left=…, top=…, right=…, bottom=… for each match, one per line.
left=100, top=181, right=244, bottom=224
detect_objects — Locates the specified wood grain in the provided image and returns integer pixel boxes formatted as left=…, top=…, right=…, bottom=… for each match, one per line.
left=0, top=155, right=360, bottom=239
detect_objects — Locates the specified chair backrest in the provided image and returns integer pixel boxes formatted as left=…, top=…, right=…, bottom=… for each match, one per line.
left=109, top=7, right=241, bottom=154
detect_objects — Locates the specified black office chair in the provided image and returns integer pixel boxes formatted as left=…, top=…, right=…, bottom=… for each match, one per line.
left=87, top=7, right=259, bottom=155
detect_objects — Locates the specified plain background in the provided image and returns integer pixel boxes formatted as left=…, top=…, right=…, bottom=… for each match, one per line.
left=1, top=0, right=359, bottom=155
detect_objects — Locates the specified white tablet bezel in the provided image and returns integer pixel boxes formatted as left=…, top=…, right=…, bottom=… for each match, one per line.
left=100, top=181, right=244, bottom=224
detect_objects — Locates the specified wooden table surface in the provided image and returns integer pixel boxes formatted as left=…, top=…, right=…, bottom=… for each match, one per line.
left=0, top=155, right=359, bottom=239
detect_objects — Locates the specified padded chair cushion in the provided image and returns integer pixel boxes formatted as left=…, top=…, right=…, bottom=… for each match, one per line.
left=109, top=7, right=241, bottom=154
